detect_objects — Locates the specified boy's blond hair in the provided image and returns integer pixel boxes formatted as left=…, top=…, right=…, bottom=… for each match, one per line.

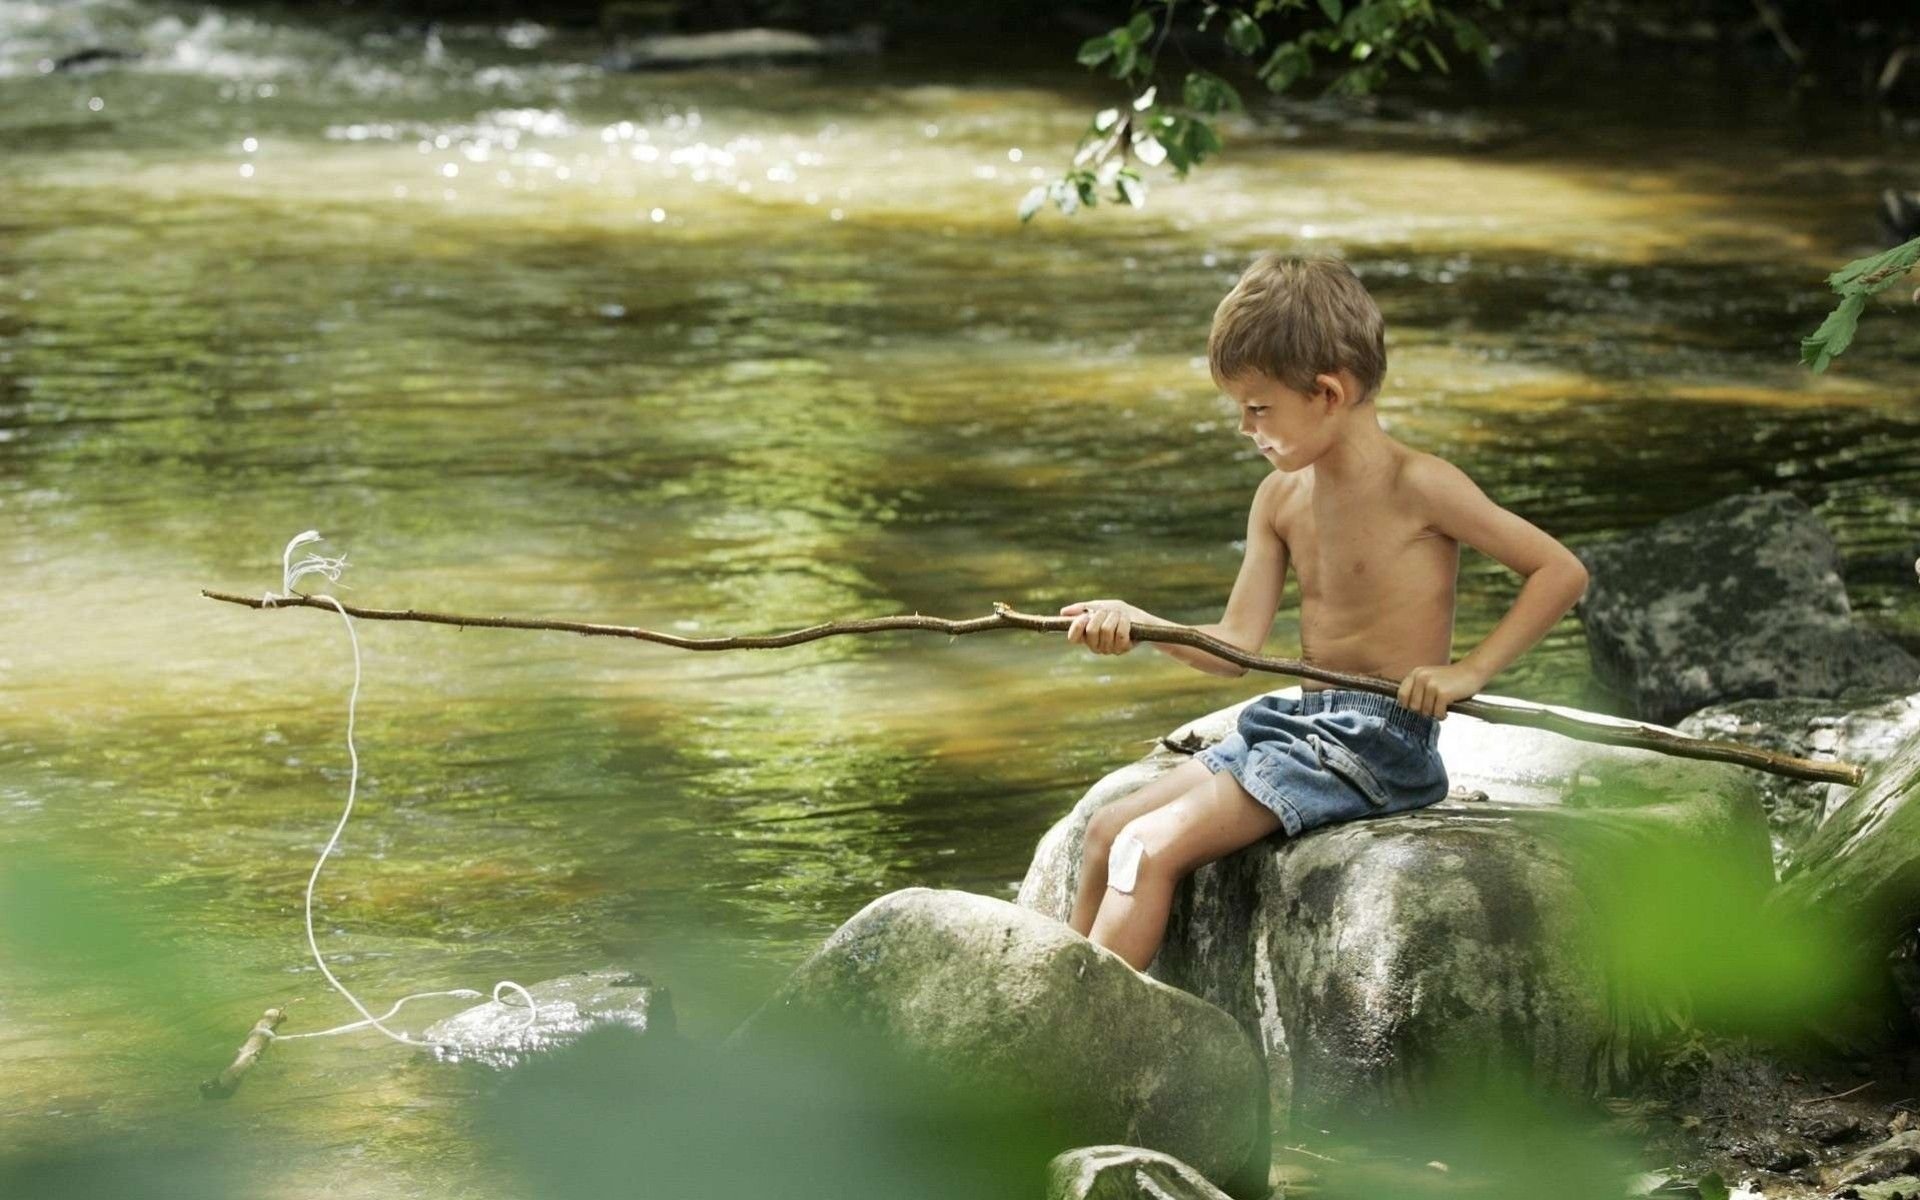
left=1208, top=254, right=1386, bottom=404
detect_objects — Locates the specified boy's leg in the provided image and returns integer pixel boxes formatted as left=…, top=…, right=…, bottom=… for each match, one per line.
left=1087, top=770, right=1283, bottom=972
left=1067, top=758, right=1213, bottom=936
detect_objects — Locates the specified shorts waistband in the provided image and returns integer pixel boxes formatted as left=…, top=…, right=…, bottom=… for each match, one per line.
left=1298, top=688, right=1440, bottom=745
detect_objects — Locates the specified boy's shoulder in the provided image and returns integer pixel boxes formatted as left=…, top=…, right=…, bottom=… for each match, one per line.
left=1392, top=445, right=1482, bottom=506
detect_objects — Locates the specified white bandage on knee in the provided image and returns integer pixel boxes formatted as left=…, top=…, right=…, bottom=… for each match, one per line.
left=1108, top=831, right=1145, bottom=894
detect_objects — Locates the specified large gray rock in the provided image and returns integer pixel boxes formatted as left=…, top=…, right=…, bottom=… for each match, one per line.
left=1046, top=1145, right=1235, bottom=1200
left=1019, top=687, right=1773, bottom=1127
left=422, top=969, right=673, bottom=1069
left=1678, top=690, right=1920, bottom=874
left=1572, top=491, right=1919, bottom=725
left=724, top=888, right=1270, bottom=1199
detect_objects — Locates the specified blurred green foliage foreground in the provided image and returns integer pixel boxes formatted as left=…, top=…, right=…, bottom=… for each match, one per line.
left=0, top=765, right=1898, bottom=1199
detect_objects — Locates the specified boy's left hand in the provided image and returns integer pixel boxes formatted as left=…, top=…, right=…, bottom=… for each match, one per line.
left=1396, top=662, right=1487, bottom=721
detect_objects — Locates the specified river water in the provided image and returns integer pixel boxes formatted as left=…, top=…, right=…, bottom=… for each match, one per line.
left=2, top=3, right=1917, bottom=1196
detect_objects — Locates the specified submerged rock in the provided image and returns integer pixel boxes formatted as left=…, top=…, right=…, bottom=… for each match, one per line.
left=724, top=888, right=1270, bottom=1200
left=1677, top=690, right=1920, bottom=873
left=1573, top=491, right=1919, bottom=725
left=1046, top=1145, right=1234, bottom=1200
left=1019, top=687, right=1773, bottom=1127
left=422, top=969, right=674, bottom=1069
left=601, top=25, right=883, bottom=71
left=48, top=47, right=140, bottom=73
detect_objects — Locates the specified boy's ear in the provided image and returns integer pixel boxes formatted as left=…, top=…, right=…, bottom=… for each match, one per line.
left=1312, top=372, right=1348, bottom=410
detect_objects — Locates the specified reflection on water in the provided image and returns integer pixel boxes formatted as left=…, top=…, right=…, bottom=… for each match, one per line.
left=2, top=1, right=1917, bottom=1194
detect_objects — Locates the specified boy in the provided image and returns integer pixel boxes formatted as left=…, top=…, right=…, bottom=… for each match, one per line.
left=1058, top=254, right=1589, bottom=973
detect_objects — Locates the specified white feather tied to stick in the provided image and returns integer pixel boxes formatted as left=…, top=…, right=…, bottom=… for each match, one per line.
left=268, top=529, right=350, bottom=603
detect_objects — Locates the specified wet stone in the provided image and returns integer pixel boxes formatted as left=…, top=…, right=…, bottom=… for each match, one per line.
left=1678, top=691, right=1920, bottom=874
left=422, top=969, right=675, bottom=1069
left=1824, top=1130, right=1920, bottom=1189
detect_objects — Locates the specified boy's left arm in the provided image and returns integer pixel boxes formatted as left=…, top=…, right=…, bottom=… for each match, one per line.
left=1397, top=455, right=1590, bottom=719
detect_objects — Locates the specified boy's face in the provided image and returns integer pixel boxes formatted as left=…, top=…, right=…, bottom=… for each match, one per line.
left=1219, top=369, right=1345, bottom=470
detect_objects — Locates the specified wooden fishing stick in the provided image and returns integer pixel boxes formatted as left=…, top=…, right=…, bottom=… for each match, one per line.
left=201, top=590, right=1864, bottom=787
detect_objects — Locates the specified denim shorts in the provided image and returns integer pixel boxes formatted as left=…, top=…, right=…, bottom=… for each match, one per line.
left=1195, top=688, right=1448, bottom=838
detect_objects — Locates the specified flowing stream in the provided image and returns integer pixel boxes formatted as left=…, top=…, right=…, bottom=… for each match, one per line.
left=2, top=3, right=1917, bottom=1195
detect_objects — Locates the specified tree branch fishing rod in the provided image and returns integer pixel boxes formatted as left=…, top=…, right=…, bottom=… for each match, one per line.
left=202, top=588, right=1863, bottom=788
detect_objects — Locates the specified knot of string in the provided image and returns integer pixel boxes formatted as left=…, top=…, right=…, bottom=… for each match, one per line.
left=261, top=531, right=536, bottom=1047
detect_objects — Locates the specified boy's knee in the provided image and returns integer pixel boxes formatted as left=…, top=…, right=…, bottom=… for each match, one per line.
left=1084, top=806, right=1128, bottom=853
left=1106, top=828, right=1148, bottom=894
left=1107, top=815, right=1180, bottom=893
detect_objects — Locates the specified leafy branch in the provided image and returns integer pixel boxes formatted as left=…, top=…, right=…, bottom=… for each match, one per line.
left=1800, top=235, right=1920, bottom=372
left=1020, top=0, right=1503, bottom=222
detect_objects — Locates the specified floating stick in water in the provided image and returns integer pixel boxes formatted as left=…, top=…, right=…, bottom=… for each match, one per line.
left=200, top=1007, right=286, bottom=1099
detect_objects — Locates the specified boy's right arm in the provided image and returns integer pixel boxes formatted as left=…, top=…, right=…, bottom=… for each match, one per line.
left=1061, top=475, right=1290, bottom=677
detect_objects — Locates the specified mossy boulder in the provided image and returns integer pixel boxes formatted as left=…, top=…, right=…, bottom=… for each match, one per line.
left=1019, top=687, right=1773, bottom=1128
left=1573, top=491, right=1918, bottom=725
left=724, top=887, right=1270, bottom=1199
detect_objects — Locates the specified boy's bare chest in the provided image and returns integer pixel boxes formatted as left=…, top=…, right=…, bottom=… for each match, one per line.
left=1274, top=483, right=1453, bottom=600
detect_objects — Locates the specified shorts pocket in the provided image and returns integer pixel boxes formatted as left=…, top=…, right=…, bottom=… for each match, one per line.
left=1306, top=732, right=1395, bottom=808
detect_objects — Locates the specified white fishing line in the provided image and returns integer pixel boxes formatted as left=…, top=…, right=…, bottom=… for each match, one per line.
left=260, top=531, right=535, bottom=1047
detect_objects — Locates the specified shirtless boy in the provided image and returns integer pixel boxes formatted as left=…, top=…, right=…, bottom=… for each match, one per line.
left=1059, top=254, right=1589, bottom=973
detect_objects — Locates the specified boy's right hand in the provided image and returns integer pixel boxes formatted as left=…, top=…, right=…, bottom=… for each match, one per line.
left=1059, top=599, right=1139, bottom=655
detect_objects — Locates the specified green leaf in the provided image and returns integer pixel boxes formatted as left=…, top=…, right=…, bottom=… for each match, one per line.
left=1397, top=47, right=1422, bottom=70
left=1423, top=37, right=1450, bottom=73
left=1191, top=119, right=1223, bottom=156
left=1317, top=0, right=1343, bottom=21
left=1259, top=42, right=1312, bottom=91
left=1183, top=69, right=1244, bottom=114
left=1076, top=34, right=1114, bottom=67
left=1128, top=11, right=1156, bottom=42
left=1827, top=236, right=1920, bottom=293
left=1117, top=171, right=1146, bottom=208
left=1696, top=1172, right=1728, bottom=1200
left=1017, top=185, right=1047, bottom=222
left=1226, top=12, right=1266, bottom=55
left=1800, top=292, right=1867, bottom=373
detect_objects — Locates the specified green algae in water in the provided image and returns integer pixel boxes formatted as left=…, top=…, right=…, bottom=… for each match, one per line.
left=3, top=1, right=1919, bottom=1195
